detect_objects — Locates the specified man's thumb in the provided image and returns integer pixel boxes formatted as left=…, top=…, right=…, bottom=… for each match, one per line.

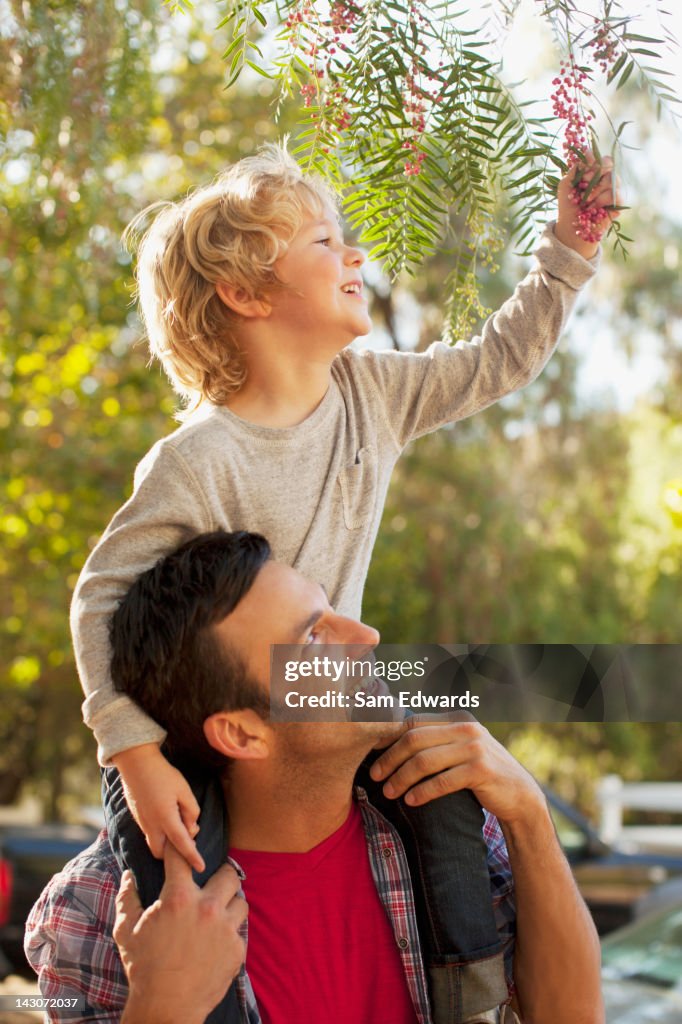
left=114, top=869, right=143, bottom=943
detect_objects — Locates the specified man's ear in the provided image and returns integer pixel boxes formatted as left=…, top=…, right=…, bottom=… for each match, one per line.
left=204, top=709, right=271, bottom=761
left=216, top=281, right=272, bottom=319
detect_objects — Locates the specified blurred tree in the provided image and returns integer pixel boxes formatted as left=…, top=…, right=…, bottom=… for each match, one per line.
left=0, top=2, right=295, bottom=814
left=1, top=0, right=163, bottom=813
left=1, top=0, right=680, bottom=818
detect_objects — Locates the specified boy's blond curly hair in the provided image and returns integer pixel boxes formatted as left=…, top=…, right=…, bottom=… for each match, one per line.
left=124, top=143, right=339, bottom=414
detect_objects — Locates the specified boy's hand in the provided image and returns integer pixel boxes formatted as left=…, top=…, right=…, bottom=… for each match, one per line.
left=555, top=155, right=623, bottom=261
left=115, top=843, right=246, bottom=1024
left=112, top=743, right=205, bottom=872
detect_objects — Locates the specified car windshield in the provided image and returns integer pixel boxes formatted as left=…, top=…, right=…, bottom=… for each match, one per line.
left=602, top=904, right=682, bottom=989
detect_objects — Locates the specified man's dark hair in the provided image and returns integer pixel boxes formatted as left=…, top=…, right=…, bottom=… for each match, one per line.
left=110, top=530, right=271, bottom=767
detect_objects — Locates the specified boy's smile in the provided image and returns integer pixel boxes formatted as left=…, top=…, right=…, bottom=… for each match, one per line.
left=269, top=204, right=372, bottom=352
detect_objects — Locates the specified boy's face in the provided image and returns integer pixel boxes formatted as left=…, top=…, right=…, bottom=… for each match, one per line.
left=268, top=203, right=372, bottom=350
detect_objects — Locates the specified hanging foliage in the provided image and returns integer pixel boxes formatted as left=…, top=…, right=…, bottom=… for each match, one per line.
left=170, top=0, right=679, bottom=335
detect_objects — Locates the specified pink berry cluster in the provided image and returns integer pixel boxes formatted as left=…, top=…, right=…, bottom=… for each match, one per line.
left=590, top=20, right=619, bottom=73
left=551, top=23, right=620, bottom=244
left=568, top=173, right=610, bottom=244
left=300, top=81, right=317, bottom=108
left=285, top=0, right=445, bottom=178
left=284, top=1, right=312, bottom=30
left=330, top=0, right=359, bottom=38
left=286, top=1, right=358, bottom=128
left=402, top=69, right=428, bottom=176
left=551, top=57, right=592, bottom=164
left=401, top=1, right=446, bottom=177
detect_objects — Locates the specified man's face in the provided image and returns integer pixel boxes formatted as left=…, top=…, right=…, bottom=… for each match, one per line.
left=214, top=560, right=378, bottom=688
left=212, top=561, right=402, bottom=755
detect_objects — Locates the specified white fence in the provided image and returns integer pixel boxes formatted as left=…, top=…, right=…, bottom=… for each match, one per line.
left=596, top=774, right=682, bottom=851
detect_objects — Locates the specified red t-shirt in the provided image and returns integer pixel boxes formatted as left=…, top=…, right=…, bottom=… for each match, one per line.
left=230, top=802, right=418, bottom=1024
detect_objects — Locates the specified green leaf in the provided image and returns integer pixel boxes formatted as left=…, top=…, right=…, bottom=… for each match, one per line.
left=617, top=61, right=635, bottom=90
left=622, top=32, right=659, bottom=43
left=221, top=35, right=244, bottom=61
left=607, top=52, right=628, bottom=83
left=589, top=130, right=602, bottom=163
left=245, top=60, right=272, bottom=78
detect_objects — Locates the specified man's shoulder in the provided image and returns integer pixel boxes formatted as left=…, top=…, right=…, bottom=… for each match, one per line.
left=25, top=832, right=129, bottom=1020
left=27, top=829, right=120, bottom=931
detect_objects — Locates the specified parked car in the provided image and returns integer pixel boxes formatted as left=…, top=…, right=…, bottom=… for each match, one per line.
left=0, top=822, right=99, bottom=977
left=602, top=889, right=682, bottom=1023
left=545, top=788, right=682, bottom=934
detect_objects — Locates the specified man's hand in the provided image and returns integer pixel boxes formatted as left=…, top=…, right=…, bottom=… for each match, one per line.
left=112, top=743, right=205, bottom=871
left=555, top=155, right=623, bottom=260
left=114, top=843, right=247, bottom=1024
left=369, top=716, right=545, bottom=827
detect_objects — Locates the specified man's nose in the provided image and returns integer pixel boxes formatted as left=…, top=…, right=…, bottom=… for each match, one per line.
left=335, top=615, right=379, bottom=648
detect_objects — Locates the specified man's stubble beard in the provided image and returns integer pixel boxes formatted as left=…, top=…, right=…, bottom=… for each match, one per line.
left=271, top=719, right=404, bottom=795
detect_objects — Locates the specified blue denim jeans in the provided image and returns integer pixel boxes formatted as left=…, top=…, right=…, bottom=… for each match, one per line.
left=104, top=751, right=507, bottom=1023
left=356, top=753, right=508, bottom=1021
left=102, top=757, right=236, bottom=1024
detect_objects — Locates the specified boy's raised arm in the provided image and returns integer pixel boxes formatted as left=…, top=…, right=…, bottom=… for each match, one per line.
left=349, top=162, right=619, bottom=451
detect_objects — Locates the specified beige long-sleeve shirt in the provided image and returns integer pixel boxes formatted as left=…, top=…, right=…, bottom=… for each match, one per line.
left=71, top=225, right=598, bottom=763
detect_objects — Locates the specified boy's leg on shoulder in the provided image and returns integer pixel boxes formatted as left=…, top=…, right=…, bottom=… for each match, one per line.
left=102, top=756, right=241, bottom=1024
left=102, top=751, right=228, bottom=906
left=358, top=757, right=508, bottom=1024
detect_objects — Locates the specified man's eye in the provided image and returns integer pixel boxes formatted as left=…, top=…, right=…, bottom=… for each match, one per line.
left=304, top=629, right=320, bottom=645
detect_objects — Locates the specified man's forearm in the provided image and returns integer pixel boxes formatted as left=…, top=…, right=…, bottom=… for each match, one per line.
left=502, top=795, right=603, bottom=1024
left=121, top=996, right=205, bottom=1024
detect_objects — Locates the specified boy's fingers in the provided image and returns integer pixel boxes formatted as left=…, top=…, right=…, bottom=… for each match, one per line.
left=179, top=803, right=200, bottom=839
left=180, top=793, right=201, bottom=820
left=146, top=829, right=167, bottom=860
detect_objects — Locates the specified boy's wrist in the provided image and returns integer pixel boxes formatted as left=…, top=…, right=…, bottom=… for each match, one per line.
left=111, top=741, right=163, bottom=771
left=553, top=218, right=600, bottom=261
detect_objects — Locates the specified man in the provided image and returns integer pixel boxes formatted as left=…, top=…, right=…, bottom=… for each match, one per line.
left=26, top=531, right=603, bottom=1024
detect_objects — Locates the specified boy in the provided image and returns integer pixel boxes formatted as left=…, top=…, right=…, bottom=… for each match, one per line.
left=71, top=143, right=617, bottom=1023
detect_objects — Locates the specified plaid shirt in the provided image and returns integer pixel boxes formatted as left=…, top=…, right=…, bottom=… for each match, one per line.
left=25, top=792, right=515, bottom=1024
